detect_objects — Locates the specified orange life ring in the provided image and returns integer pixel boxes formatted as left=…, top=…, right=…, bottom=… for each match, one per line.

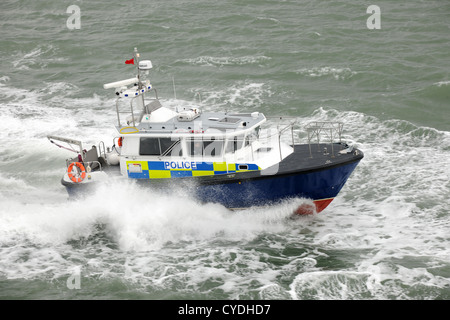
left=67, top=162, right=86, bottom=183
left=118, top=137, right=123, bottom=147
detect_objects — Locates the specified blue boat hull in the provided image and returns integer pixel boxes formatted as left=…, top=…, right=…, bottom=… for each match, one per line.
left=63, top=144, right=363, bottom=214
left=193, top=159, right=361, bottom=212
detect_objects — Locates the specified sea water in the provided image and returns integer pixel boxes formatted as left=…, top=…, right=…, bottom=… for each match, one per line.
left=0, top=0, right=449, bottom=300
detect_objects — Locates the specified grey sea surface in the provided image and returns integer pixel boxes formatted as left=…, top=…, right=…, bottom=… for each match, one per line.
left=0, top=0, right=449, bottom=300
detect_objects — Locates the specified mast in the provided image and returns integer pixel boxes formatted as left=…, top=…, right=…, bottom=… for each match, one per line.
left=134, top=47, right=142, bottom=89
left=103, top=48, right=154, bottom=127
left=133, top=47, right=145, bottom=111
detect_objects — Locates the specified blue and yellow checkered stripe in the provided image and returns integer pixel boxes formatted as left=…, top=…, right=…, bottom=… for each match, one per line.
left=126, top=161, right=260, bottom=179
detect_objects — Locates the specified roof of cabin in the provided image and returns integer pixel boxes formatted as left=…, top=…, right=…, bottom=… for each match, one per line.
left=116, top=103, right=266, bottom=137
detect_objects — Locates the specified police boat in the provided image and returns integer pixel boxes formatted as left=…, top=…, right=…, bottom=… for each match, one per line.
left=48, top=48, right=363, bottom=214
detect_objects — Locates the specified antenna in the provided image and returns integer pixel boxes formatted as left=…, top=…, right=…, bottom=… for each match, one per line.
left=172, top=76, right=179, bottom=112
left=134, top=47, right=142, bottom=89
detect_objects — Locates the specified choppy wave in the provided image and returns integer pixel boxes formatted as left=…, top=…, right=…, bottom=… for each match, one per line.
left=176, top=55, right=271, bottom=67
left=0, top=81, right=116, bottom=141
left=192, top=81, right=271, bottom=113
left=433, top=80, right=450, bottom=87
left=2, top=0, right=449, bottom=300
left=10, top=45, right=66, bottom=71
left=1, top=95, right=449, bottom=298
left=255, top=16, right=280, bottom=24
left=296, top=66, right=357, bottom=80
left=0, top=181, right=304, bottom=287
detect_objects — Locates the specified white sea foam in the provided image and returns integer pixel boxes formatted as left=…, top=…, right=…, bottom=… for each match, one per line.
left=289, top=270, right=374, bottom=299
left=256, top=16, right=280, bottom=24
left=197, top=81, right=270, bottom=112
left=0, top=78, right=449, bottom=299
left=0, top=82, right=116, bottom=148
left=11, top=45, right=66, bottom=70
left=0, top=178, right=307, bottom=282
left=177, top=55, right=271, bottom=67
left=289, top=107, right=450, bottom=299
left=296, top=66, right=356, bottom=80
left=433, top=80, right=450, bottom=87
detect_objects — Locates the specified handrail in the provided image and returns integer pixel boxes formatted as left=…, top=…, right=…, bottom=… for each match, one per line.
left=98, top=141, right=106, bottom=158
left=115, top=88, right=160, bottom=127
left=305, top=121, right=344, bottom=158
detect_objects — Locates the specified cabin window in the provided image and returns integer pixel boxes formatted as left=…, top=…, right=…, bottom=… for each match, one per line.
left=159, top=138, right=177, bottom=155
left=203, top=139, right=224, bottom=157
left=188, top=139, right=224, bottom=157
left=187, top=140, right=201, bottom=156
left=225, top=135, right=244, bottom=153
left=255, top=126, right=261, bottom=138
left=140, top=138, right=160, bottom=155
left=140, top=137, right=180, bottom=156
left=245, top=135, right=250, bottom=147
left=238, top=164, right=248, bottom=170
left=168, top=141, right=183, bottom=157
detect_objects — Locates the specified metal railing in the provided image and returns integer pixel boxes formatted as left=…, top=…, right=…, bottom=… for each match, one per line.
left=115, top=88, right=159, bottom=127
left=305, top=121, right=344, bottom=158
left=258, top=118, right=346, bottom=159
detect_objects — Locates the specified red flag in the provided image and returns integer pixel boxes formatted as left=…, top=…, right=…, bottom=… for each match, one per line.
left=125, top=58, right=134, bottom=65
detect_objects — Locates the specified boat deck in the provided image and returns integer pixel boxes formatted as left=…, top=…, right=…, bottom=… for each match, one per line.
left=136, top=142, right=364, bottom=187
left=278, top=143, right=363, bottom=176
